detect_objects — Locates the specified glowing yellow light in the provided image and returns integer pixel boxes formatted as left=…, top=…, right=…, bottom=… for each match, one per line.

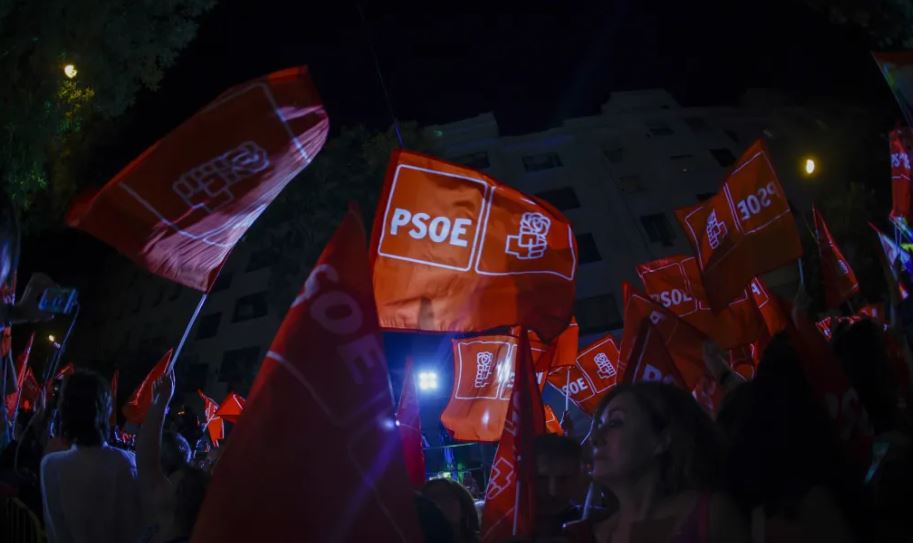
left=63, top=64, right=78, bottom=79
left=48, top=335, right=56, bottom=342
left=804, top=158, right=816, bottom=175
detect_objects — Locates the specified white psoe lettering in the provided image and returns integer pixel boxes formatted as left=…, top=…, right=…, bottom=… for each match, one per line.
left=389, top=208, right=472, bottom=247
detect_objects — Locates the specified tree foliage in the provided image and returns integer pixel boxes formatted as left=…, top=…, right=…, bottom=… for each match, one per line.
left=805, top=0, right=913, bottom=48
left=0, top=0, right=214, bottom=224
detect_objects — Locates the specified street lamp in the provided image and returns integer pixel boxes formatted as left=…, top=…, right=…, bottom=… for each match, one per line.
left=63, top=64, right=78, bottom=79
left=48, top=335, right=55, bottom=343
left=803, top=157, right=817, bottom=176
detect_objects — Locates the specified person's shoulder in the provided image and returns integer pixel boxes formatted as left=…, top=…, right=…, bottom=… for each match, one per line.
left=40, top=446, right=75, bottom=476
left=104, top=445, right=137, bottom=466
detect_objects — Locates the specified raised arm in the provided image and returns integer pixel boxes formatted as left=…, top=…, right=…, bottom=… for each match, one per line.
left=136, top=368, right=174, bottom=522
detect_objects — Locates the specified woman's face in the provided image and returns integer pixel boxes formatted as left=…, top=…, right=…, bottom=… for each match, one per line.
left=590, top=392, right=664, bottom=485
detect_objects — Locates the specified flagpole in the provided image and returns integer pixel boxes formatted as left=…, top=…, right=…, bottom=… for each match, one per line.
left=513, top=477, right=522, bottom=536
left=170, top=292, right=208, bottom=372
left=564, top=367, right=571, bottom=412
left=797, top=258, right=805, bottom=288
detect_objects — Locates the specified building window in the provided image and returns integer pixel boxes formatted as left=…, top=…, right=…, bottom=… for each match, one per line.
left=246, top=249, right=272, bottom=272
left=575, top=234, right=602, bottom=264
left=617, top=174, right=645, bottom=194
left=684, top=117, right=708, bottom=132
left=602, top=145, right=624, bottom=164
left=535, top=187, right=580, bottom=211
left=453, top=151, right=490, bottom=169
left=647, top=120, right=673, bottom=136
left=232, top=291, right=268, bottom=322
left=725, top=129, right=740, bottom=143
left=696, top=192, right=716, bottom=202
left=211, top=272, right=233, bottom=293
left=522, top=152, right=563, bottom=172
left=641, top=213, right=676, bottom=246
left=710, top=148, right=736, bottom=167
left=575, top=294, right=622, bottom=334
left=219, top=346, right=261, bottom=382
left=196, top=313, right=222, bottom=340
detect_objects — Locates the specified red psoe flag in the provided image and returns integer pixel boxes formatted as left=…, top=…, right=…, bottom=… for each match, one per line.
left=192, top=209, right=421, bottom=543
left=198, top=390, right=224, bottom=446
left=66, top=67, right=329, bottom=291
left=480, top=332, right=545, bottom=543
left=749, top=277, right=789, bottom=337
left=4, top=332, right=34, bottom=421
left=889, top=128, right=913, bottom=224
left=396, top=357, right=426, bottom=489
left=636, top=255, right=766, bottom=349
left=675, top=140, right=803, bottom=309
left=371, top=150, right=577, bottom=341
left=109, top=369, right=119, bottom=427
left=623, top=321, right=686, bottom=387
left=528, top=318, right=579, bottom=372
left=548, top=334, right=620, bottom=415
left=812, top=207, right=859, bottom=308
left=122, top=349, right=173, bottom=425
left=215, top=392, right=245, bottom=424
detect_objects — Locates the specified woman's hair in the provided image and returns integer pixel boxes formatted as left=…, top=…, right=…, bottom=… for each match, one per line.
left=593, top=381, right=726, bottom=496
left=421, top=478, right=480, bottom=542
left=59, top=370, right=111, bottom=446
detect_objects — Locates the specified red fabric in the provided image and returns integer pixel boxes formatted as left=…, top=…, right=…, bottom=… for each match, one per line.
left=636, top=255, right=766, bottom=349
left=66, top=67, right=329, bottom=292
left=396, top=357, right=426, bottom=489
left=749, top=277, right=788, bottom=337
left=214, top=392, right=245, bottom=424
left=480, top=331, right=546, bottom=543
left=812, top=207, right=859, bottom=308
left=109, top=369, right=119, bottom=427
left=191, top=208, right=422, bottom=543
left=370, top=150, right=577, bottom=341
left=198, top=390, right=224, bottom=446
left=543, top=404, right=563, bottom=435
left=55, top=362, right=75, bottom=381
left=122, top=350, right=173, bottom=425
left=675, top=140, right=803, bottom=309
left=728, top=343, right=760, bottom=380
left=623, top=321, right=686, bottom=387
left=889, top=128, right=913, bottom=224
left=858, top=304, right=886, bottom=324
left=4, top=333, right=34, bottom=420
left=547, top=334, right=620, bottom=415
left=528, top=318, right=579, bottom=371
left=18, top=369, right=40, bottom=413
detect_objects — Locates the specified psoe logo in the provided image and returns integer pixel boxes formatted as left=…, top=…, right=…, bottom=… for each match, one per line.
left=705, top=209, right=728, bottom=250
left=506, top=212, right=551, bottom=260
left=594, top=352, right=616, bottom=380
left=474, top=351, right=495, bottom=388
left=172, top=141, right=270, bottom=214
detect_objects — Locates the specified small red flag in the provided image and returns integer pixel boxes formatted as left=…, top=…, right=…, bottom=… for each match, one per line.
left=480, top=331, right=546, bottom=543
left=396, top=357, right=426, bottom=489
left=4, top=332, right=34, bottom=421
left=676, top=140, right=803, bottom=309
left=812, top=207, right=859, bottom=308
left=192, top=208, right=422, bottom=542
left=889, top=128, right=913, bottom=224
left=543, top=404, right=563, bottom=435
left=122, top=349, right=173, bottom=425
left=198, top=390, right=224, bottom=446
left=109, top=369, right=119, bottom=427
left=66, top=67, right=329, bottom=291
left=547, top=334, right=619, bottom=415
left=55, top=362, right=75, bottom=381
left=371, top=150, right=577, bottom=341
left=214, top=392, right=245, bottom=424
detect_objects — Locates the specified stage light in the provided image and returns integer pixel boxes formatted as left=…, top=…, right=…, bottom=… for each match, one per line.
left=417, top=371, right=439, bottom=391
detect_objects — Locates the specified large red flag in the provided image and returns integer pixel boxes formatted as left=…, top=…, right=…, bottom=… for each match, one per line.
left=547, top=334, right=619, bottom=415
left=122, top=350, right=173, bottom=425
left=396, top=357, right=426, bottom=489
left=109, top=369, right=119, bottom=427
left=198, top=390, right=224, bottom=446
left=371, top=150, right=577, bottom=341
left=4, top=332, right=34, bottom=421
left=192, top=209, right=421, bottom=543
left=623, top=322, right=686, bottom=387
left=676, top=140, right=803, bottom=309
left=214, top=392, right=245, bottom=424
left=480, top=331, right=545, bottom=543
left=889, top=127, right=913, bottom=224
left=66, top=67, right=329, bottom=291
left=812, top=207, right=859, bottom=308
left=636, top=255, right=766, bottom=348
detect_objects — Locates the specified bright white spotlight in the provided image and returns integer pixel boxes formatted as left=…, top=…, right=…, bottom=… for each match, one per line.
left=417, top=371, right=439, bottom=391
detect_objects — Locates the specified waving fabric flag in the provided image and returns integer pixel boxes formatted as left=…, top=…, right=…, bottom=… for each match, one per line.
left=480, top=332, right=545, bottom=543
left=812, top=207, right=859, bottom=308
left=198, top=390, right=224, bottom=446
left=371, top=150, right=577, bottom=341
left=66, top=67, right=329, bottom=292
left=676, top=140, right=803, bottom=309
left=873, top=52, right=913, bottom=127
left=889, top=128, right=913, bottom=224
left=55, top=362, right=75, bottom=381
left=636, top=255, right=766, bottom=348
left=543, top=405, right=563, bottom=435
left=215, top=392, right=245, bottom=424
left=4, top=333, right=34, bottom=421
left=623, top=322, right=686, bottom=387
left=527, top=318, right=579, bottom=372
left=396, top=358, right=426, bottom=489
left=123, top=350, right=173, bottom=425
left=192, top=209, right=421, bottom=543
left=547, top=334, right=620, bottom=415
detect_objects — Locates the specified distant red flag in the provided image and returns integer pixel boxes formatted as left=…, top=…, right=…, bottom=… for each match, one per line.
left=66, top=67, right=329, bottom=291
left=198, top=390, right=224, bottom=446
left=623, top=321, right=686, bottom=387
left=122, top=350, right=173, bottom=425
left=543, top=404, right=563, bottom=435
left=636, top=255, right=766, bottom=348
left=109, top=369, right=119, bottom=427
left=481, top=331, right=545, bottom=543
left=547, top=334, right=619, bottom=415
left=396, top=357, right=426, bottom=489
left=192, top=208, right=421, bottom=543
left=18, top=369, right=40, bottom=412
left=812, top=207, right=859, bottom=308
left=728, top=343, right=760, bottom=380
left=371, top=150, right=577, bottom=341
left=889, top=127, right=913, bottom=224
left=859, top=304, right=886, bottom=323
left=4, top=332, right=34, bottom=421
left=676, top=140, right=803, bottom=309
left=55, top=362, right=75, bottom=381
left=215, top=392, right=245, bottom=424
